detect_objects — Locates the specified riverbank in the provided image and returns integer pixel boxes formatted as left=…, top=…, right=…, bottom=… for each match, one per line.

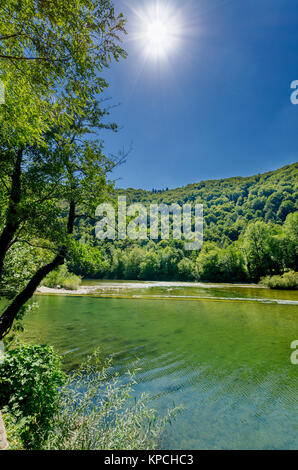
left=37, top=285, right=101, bottom=295
left=35, top=280, right=298, bottom=305
left=36, top=281, right=263, bottom=296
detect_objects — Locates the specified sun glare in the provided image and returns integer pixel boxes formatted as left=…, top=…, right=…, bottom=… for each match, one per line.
left=132, top=1, right=183, bottom=60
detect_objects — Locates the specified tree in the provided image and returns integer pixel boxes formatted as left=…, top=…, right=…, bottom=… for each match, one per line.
left=0, top=0, right=126, bottom=275
left=242, top=221, right=280, bottom=281
left=0, top=94, right=128, bottom=339
left=0, top=1, right=126, bottom=88
left=282, top=212, right=298, bottom=270
left=177, top=258, right=196, bottom=281
left=139, top=251, right=159, bottom=280
left=0, top=1, right=127, bottom=339
left=196, top=242, right=218, bottom=281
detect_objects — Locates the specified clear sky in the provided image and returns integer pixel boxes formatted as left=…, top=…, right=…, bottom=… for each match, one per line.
left=100, top=0, right=298, bottom=190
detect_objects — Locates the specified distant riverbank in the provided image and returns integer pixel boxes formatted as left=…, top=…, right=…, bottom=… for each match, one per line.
left=35, top=280, right=298, bottom=305
left=37, top=285, right=101, bottom=295
left=37, top=280, right=263, bottom=296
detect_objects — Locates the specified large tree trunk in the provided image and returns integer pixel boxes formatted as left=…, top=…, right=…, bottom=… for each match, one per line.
left=0, top=249, right=66, bottom=339
left=0, top=148, right=23, bottom=277
left=0, top=199, right=76, bottom=340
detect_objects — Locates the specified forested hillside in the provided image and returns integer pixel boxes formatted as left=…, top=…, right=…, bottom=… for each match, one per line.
left=117, top=162, right=298, bottom=244
left=69, top=163, right=298, bottom=284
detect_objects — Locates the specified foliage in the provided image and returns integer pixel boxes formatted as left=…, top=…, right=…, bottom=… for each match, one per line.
left=67, top=239, right=108, bottom=279
left=0, top=0, right=127, bottom=147
left=0, top=242, right=45, bottom=345
left=0, top=344, right=66, bottom=448
left=42, top=265, right=81, bottom=291
left=177, top=258, right=197, bottom=281
left=68, top=161, right=297, bottom=284
left=43, top=353, right=180, bottom=450
left=282, top=212, right=298, bottom=270
left=260, top=271, right=298, bottom=290
left=1, top=349, right=180, bottom=450
left=0, top=1, right=128, bottom=338
left=196, top=242, right=247, bottom=282
left=241, top=221, right=281, bottom=281
left=2, top=411, right=24, bottom=450
left=70, top=208, right=298, bottom=283
left=0, top=243, right=46, bottom=299
left=114, top=162, right=297, bottom=244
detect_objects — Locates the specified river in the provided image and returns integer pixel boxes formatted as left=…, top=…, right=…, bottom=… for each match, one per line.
left=22, top=281, right=298, bottom=450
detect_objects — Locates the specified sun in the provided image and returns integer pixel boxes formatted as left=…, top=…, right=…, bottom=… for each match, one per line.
left=141, top=9, right=178, bottom=58
left=131, top=1, right=183, bottom=60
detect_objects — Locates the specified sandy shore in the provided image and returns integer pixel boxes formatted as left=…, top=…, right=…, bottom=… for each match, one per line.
left=36, top=281, right=262, bottom=296
left=37, top=285, right=101, bottom=295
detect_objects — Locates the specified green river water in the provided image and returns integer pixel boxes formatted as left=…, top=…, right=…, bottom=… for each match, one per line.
left=21, top=281, right=298, bottom=450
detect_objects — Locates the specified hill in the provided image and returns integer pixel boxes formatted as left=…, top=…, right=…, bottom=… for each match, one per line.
left=116, top=162, right=298, bottom=245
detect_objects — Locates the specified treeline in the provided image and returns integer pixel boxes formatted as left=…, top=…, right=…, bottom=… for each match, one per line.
left=69, top=212, right=298, bottom=283
left=67, top=163, right=298, bottom=283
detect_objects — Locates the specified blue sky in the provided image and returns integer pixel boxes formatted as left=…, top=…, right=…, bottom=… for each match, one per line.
left=101, top=0, right=298, bottom=190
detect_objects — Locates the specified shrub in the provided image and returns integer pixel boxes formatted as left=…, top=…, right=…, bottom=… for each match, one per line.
left=43, top=353, right=180, bottom=450
left=42, top=265, right=81, bottom=290
left=260, top=271, right=298, bottom=290
left=1, top=348, right=180, bottom=450
left=0, top=344, right=66, bottom=448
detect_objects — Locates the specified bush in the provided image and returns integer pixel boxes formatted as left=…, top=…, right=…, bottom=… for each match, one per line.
left=0, top=344, right=66, bottom=448
left=42, top=265, right=81, bottom=290
left=43, top=353, right=180, bottom=450
left=1, top=348, right=180, bottom=450
left=260, top=271, right=298, bottom=290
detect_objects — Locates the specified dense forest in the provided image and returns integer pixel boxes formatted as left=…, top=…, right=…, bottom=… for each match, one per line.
left=119, top=162, right=298, bottom=243
left=66, top=162, right=298, bottom=284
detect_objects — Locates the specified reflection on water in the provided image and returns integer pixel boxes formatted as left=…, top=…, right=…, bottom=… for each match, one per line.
left=22, top=282, right=298, bottom=449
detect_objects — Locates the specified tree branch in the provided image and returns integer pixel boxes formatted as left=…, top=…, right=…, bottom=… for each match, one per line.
left=0, top=199, right=76, bottom=339
left=0, top=248, right=66, bottom=339
left=0, top=33, right=25, bottom=40
left=0, top=54, right=71, bottom=62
